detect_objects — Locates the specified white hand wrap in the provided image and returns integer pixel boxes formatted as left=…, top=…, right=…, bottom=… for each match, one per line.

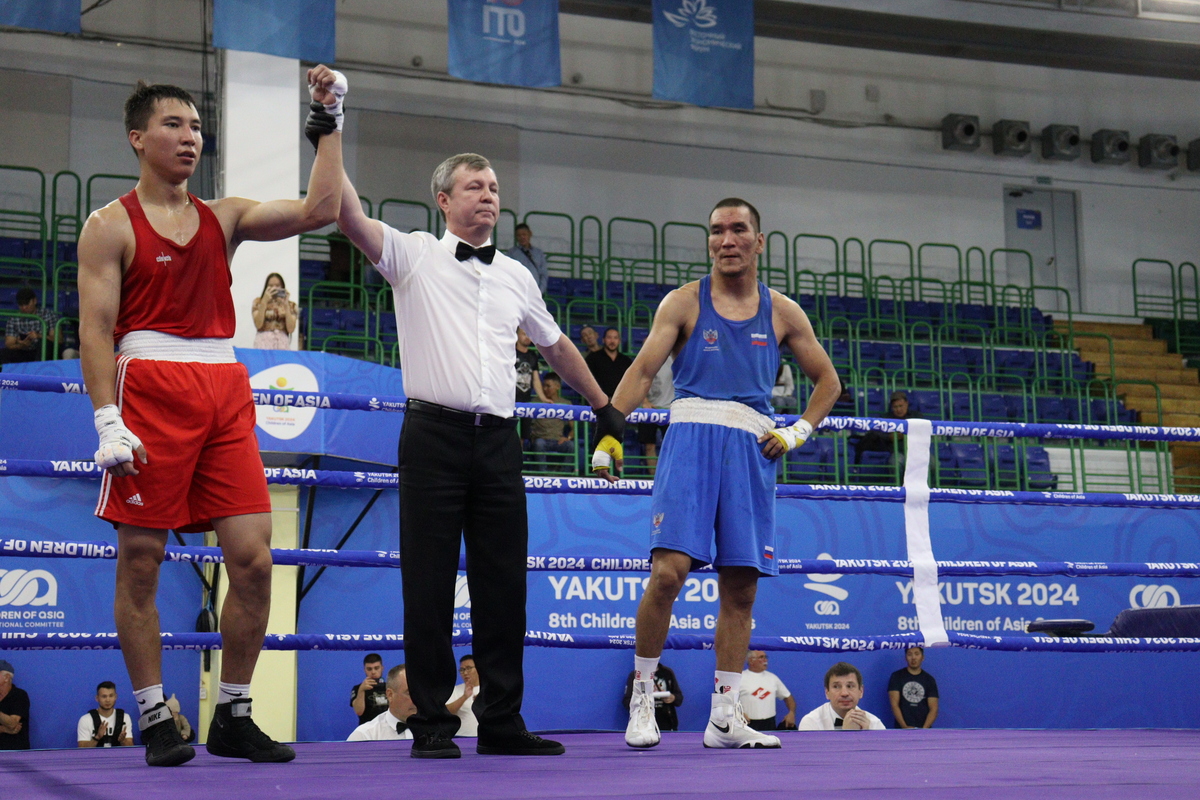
left=309, top=70, right=348, bottom=131
left=94, top=404, right=143, bottom=470
left=591, top=449, right=612, bottom=471
left=768, top=418, right=814, bottom=453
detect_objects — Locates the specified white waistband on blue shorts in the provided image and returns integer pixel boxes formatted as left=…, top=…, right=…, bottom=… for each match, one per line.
left=118, top=330, right=237, bottom=363
left=668, top=397, right=776, bottom=437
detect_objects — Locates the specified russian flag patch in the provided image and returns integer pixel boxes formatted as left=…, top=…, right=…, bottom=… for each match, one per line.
left=750, top=332, right=768, bottom=347
left=763, top=545, right=774, bottom=560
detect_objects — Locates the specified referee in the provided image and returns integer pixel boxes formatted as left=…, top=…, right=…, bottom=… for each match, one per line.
left=336, top=154, right=623, bottom=758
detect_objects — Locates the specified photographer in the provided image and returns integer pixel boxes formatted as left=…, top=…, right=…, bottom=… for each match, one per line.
left=251, top=272, right=298, bottom=349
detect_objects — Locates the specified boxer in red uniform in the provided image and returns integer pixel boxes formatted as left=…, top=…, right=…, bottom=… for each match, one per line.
left=77, top=67, right=346, bottom=767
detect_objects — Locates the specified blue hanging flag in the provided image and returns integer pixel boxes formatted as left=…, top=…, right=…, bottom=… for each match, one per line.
left=213, top=0, right=335, bottom=63
left=0, top=0, right=80, bottom=34
left=448, top=0, right=561, bottom=89
left=653, top=0, right=754, bottom=109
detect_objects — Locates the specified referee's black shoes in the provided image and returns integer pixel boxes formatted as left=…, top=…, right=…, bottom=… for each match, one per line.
left=139, top=703, right=196, bottom=767
left=411, top=731, right=462, bottom=758
left=206, top=699, right=296, bottom=762
left=477, top=729, right=565, bottom=756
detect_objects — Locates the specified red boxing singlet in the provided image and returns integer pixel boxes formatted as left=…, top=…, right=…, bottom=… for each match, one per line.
left=113, top=189, right=236, bottom=342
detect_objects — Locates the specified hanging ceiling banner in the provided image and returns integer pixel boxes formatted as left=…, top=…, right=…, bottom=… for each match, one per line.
left=213, top=0, right=336, bottom=63
left=447, top=0, right=562, bottom=89
left=0, top=0, right=80, bottom=34
left=653, top=0, right=754, bottom=109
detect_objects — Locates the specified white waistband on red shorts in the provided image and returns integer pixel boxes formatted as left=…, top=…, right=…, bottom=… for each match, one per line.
left=118, top=330, right=237, bottom=364
left=668, top=397, right=776, bottom=437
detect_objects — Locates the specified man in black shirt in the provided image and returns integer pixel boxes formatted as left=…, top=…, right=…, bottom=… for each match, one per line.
left=351, top=653, right=390, bottom=726
left=515, top=328, right=546, bottom=404
left=0, top=660, right=30, bottom=750
left=887, top=646, right=939, bottom=728
left=585, top=327, right=632, bottom=401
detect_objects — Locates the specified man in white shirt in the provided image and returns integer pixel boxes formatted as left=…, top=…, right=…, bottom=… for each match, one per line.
left=797, top=662, right=886, bottom=731
left=336, top=153, right=618, bottom=760
left=740, top=651, right=797, bottom=731
left=445, top=654, right=478, bottom=737
left=77, top=681, right=133, bottom=747
left=347, top=665, right=416, bottom=742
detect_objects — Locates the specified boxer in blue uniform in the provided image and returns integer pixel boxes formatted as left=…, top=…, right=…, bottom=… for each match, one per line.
left=593, top=198, right=839, bottom=750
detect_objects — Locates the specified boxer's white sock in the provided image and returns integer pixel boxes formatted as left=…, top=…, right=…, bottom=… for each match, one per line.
left=218, top=681, right=252, bottom=705
left=634, top=655, right=659, bottom=684
left=714, top=670, right=741, bottom=697
left=133, top=684, right=165, bottom=712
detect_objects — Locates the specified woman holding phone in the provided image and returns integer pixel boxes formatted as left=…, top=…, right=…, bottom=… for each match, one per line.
left=251, top=272, right=298, bottom=349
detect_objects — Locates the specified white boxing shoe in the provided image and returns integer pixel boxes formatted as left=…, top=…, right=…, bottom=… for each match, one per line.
left=702, top=692, right=781, bottom=749
left=625, top=680, right=661, bottom=748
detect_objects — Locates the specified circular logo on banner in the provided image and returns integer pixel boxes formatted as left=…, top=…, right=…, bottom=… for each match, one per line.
left=1129, top=584, right=1181, bottom=609
left=249, top=364, right=319, bottom=441
left=0, top=569, right=58, bottom=607
left=814, top=600, right=840, bottom=615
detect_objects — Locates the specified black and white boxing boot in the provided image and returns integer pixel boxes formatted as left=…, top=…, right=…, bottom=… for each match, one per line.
left=206, top=698, right=296, bottom=762
left=139, top=702, right=195, bottom=767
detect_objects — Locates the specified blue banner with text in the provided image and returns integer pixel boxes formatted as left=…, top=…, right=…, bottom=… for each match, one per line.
left=448, top=0, right=561, bottom=88
left=653, top=0, right=754, bottom=109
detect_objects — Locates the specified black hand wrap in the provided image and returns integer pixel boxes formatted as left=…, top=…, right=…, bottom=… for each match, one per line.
left=593, top=403, right=627, bottom=449
left=304, top=102, right=338, bottom=151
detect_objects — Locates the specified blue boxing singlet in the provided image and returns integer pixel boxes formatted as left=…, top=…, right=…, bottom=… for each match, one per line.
left=671, top=275, right=779, bottom=416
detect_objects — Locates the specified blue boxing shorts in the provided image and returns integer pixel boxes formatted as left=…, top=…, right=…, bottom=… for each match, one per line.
left=648, top=403, right=779, bottom=576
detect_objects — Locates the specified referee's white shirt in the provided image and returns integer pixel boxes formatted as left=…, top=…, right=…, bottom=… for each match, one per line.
left=346, top=709, right=413, bottom=741
left=373, top=226, right=563, bottom=418
left=797, top=702, right=886, bottom=731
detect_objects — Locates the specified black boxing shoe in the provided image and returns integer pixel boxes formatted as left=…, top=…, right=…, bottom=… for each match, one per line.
left=477, top=729, right=565, bottom=756
left=206, top=698, right=296, bottom=763
left=139, top=703, right=195, bottom=767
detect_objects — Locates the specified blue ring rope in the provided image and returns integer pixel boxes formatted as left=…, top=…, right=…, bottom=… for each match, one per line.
left=3, top=537, right=1199, bottom=577
left=4, top=371, right=1200, bottom=441
left=1, top=631, right=1197, bottom=653
left=5, top=459, right=1200, bottom=509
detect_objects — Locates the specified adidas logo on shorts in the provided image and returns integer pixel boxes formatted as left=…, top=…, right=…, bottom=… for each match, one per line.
left=125, top=493, right=144, bottom=506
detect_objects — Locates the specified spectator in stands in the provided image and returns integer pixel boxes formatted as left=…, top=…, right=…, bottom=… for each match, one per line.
left=0, top=659, right=29, bottom=750
left=515, top=327, right=548, bottom=406
left=251, top=273, right=298, bottom=349
left=3, top=288, right=70, bottom=362
left=855, top=389, right=915, bottom=462
left=623, top=661, right=683, bottom=732
left=740, top=651, right=796, bottom=731
left=638, top=356, right=674, bottom=475
left=578, top=325, right=601, bottom=355
left=772, top=362, right=796, bottom=412
left=351, top=653, right=389, bottom=726
left=507, top=223, right=548, bottom=294
left=446, top=654, right=479, bottom=737
left=530, top=372, right=574, bottom=470
left=347, top=664, right=416, bottom=741
left=887, top=646, right=939, bottom=729
left=78, top=681, right=134, bottom=747
left=797, top=662, right=885, bottom=731
left=586, top=327, right=632, bottom=402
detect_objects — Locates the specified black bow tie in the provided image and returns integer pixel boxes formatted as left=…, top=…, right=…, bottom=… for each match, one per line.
left=456, top=241, right=496, bottom=264
left=396, top=720, right=408, bottom=735
left=833, top=717, right=843, bottom=728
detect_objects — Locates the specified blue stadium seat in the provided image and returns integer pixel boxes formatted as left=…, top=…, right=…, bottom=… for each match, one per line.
left=908, top=344, right=934, bottom=372
left=851, top=450, right=894, bottom=485
left=299, top=259, right=327, bottom=280
left=1034, top=396, right=1074, bottom=424
left=0, top=237, right=24, bottom=258
left=797, top=294, right=818, bottom=313
left=0, top=287, right=18, bottom=309
left=857, top=342, right=882, bottom=372
left=842, top=297, right=869, bottom=320
left=950, top=443, right=987, bottom=488
left=940, top=347, right=971, bottom=375
left=908, top=390, right=942, bottom=418
left=546, top=276, right=568, bottom=297
left=564, top=278, right=595, bottom=298
left=785, top=437, right=832, bottom=482
left=879, top=343, right=905, bottom=372
left=57, top=291, right=79, bottom=316
left=1026, top=447, right=1057, bottom=490
left=978, top=393, right=1008, bottom=422
left=950, top=392, right=973, bottom=420
left=874, top=298, right=896, bottom=319
left=992, top=444, right=1019, bottom=488
left=1088, top=398, right=1113, bottom=425
left=935, top=442, right=958, bottom=485
left=995, top=350, right=1036, bottom=380
left=863, top=387, right=887, bottom=415
left=340, top=309, right=367, bottom=333
left=1002, top=394, right=1027, bottom=422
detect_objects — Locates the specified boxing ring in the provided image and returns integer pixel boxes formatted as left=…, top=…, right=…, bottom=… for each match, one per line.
left=2, top=369, right=1200, bottom=798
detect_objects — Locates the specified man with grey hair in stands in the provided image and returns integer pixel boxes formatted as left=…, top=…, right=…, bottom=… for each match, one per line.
left=0, top=660, right=30, bottom=750
left=335, top=153, right=622, bottom=759
left=347, top=665, right=416, bottom=742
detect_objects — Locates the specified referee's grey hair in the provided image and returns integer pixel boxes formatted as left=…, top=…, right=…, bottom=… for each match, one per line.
left=431, top=153, right=492, bottom=215
left=386, top=663, right=407, bottom=692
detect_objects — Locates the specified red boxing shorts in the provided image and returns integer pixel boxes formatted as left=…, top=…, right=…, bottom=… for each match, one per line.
left=95, top=356, right=271, bottom=532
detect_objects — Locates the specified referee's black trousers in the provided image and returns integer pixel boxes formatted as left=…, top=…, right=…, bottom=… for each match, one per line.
left=399, top=408, right=529, bottom=739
